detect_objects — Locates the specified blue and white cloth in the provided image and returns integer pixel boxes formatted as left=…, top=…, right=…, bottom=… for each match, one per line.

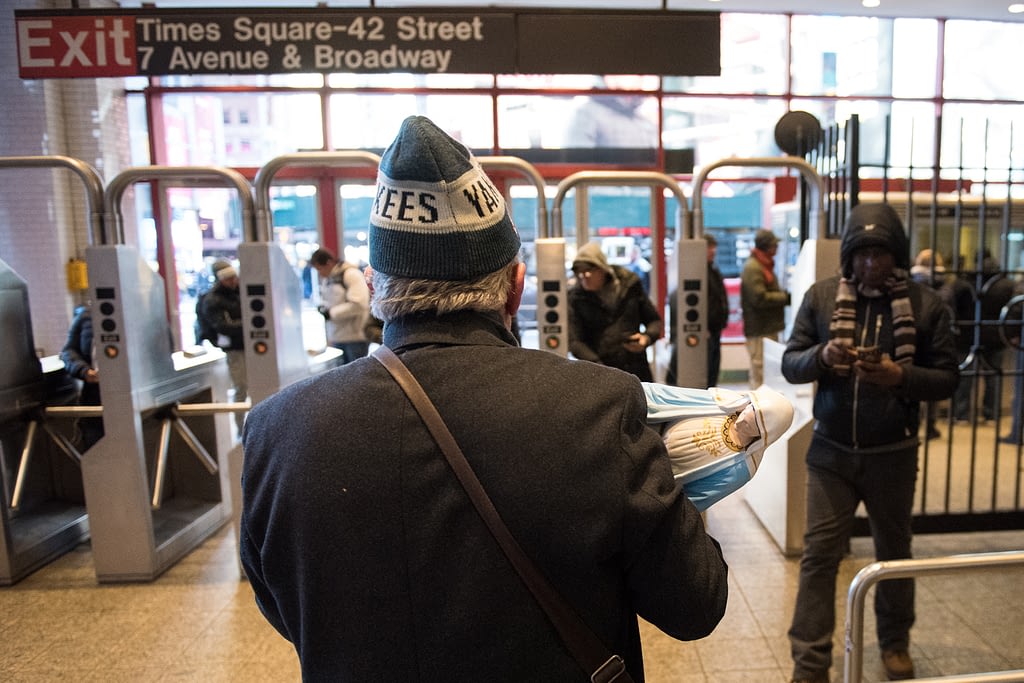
left=644, top=383, right=794, bottom=511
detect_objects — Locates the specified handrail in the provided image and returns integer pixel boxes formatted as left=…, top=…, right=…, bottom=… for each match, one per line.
left=691, top=156, right=826, bottom=240
left=252, top=151, right=381, bottom=243
left=551, top=170, right=689, bottom=241
left=478, top=156, right=550, bottom=239
left=0, top=155, right=106, bottom=245
left=845, top=551, right=1024, bottom=682
left=103, top=166, right=255, bottom=245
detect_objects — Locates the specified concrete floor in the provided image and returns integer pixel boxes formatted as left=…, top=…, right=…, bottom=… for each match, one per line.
left=2, top=483, right=1023, bottom=682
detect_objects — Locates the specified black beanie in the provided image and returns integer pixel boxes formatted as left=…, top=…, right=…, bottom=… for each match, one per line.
left=839, top=203, right=910, bottom=277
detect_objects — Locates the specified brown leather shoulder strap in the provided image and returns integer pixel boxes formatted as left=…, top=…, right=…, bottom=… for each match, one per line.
left=372, top=346, right=631, bottom=683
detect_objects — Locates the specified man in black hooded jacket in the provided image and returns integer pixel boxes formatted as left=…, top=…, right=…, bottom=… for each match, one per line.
left=782, top=203, right=958, bottom=683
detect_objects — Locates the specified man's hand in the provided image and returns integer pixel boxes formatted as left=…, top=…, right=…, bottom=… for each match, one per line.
left=820, top=340, right=855, bottom=368
left=854, top=353, right=905, bottom=386
left=623, top=332, right=650, bottom=353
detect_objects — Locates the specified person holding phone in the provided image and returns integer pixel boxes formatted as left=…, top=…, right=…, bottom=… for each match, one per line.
left=567, top=241, right=663, bottom=381
left=781, top=203, right=959, bottom=683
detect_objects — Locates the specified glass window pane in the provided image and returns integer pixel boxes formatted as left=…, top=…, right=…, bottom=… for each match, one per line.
left=127, top=93, right=152, bottom=165
left=796, top=100, right=936, bottom=175
left=891, top=19, right=938, bottom=99
left=791, top=16, right=894, bottom=97
left=940, top=103, right=1024, bottom=183
left=663, top=97, right=786, bottom=169
left=159, top=92, right=323, bottom=165
left=562, top=93, right=659, bottom=148
left=943, top=21, right=1024, bottom=101
left=328, top=93, right=494, bottom=149
left=664, top=14, right=788, bottom=95
left=498, top=90, right=659, bottom=165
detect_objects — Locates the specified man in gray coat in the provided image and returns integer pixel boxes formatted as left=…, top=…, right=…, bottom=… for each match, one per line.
left=240, top=115, right=729, bottom=682
left=783, top=203, right=958, bottom=683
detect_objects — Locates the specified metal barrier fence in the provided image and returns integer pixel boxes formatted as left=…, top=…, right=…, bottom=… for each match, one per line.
left=844, top=551, right=1024, bottom=683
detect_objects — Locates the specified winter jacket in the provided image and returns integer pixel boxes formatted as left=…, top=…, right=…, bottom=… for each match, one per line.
left=740, top=255, right=788, bottom=337
left=197, top=283, right=243, bottom=351
left=783, top=275, right=958, bottom=449
left=784, top=202, right=960, bottom=450
left=568, top=265, right=664, bottom=381
left=241, top=310, right=728, bottom=682
left=60, top=305, right=100, bottom=406
left=319, top=261, right=371, bottom=345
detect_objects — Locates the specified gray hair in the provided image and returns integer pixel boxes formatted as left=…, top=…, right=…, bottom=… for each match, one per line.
left=370, top=260, right=518, bottom=322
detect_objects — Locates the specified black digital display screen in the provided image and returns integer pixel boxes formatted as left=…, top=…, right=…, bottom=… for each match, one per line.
left=541, top=280, right=560, bottom=292
left=247, top=284, right=266, bottom=296
left=96, top=287, right=116, bottom=299
left=683, top=279, right=701, bottom=291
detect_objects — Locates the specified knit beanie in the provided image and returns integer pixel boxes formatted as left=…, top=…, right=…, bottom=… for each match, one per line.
left=368, top=116, right=520, bottom=280
left=572, top=241, right=614, bottom=276
left=839, top=203, right=910, bottom=277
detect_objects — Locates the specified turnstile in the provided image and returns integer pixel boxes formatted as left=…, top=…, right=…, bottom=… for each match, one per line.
left=0, top=259, right=89, bottom=585
left=0, top=155, right=106, bottom=584
left=82, top=244, right=235, bottom=581
left=78, top=165, right=253, bottom=582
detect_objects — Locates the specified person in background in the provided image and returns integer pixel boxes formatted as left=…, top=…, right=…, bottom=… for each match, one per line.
left=197, top=263, right=247, bottom=430
left=240, top=115, right=728, bottom=682
left=1001, top=291, right=1024, bottom=445
left=741, top=228, right=789, bottom=388
left=976, top=253, right=1015, bottom=420
left=309, top=247, right=371, bottom=364
left=626, top=243, right=652, bottom=294
left=910, top=248, right=949, bottom=440
left=666, top=233, right=729, bottom=388
left=568, top=241, right=664, bottom=381
left=60, top=303, right=103, bottom=450
left=782, top=203, right=958, bottom=683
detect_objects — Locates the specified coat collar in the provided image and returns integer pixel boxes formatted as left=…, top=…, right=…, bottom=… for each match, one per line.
left=382, top=310, right=518, bottom=352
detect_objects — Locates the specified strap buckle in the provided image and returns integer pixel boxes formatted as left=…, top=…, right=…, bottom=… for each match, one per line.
left=591, top=654, right=627, bottom=683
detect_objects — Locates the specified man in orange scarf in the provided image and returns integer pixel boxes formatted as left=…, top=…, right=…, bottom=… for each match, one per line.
left=740, top=229, right=790, bottom=387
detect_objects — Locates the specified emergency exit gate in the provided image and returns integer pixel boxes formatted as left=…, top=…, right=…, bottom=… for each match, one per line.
left=0, top=156, right=103, bottom=584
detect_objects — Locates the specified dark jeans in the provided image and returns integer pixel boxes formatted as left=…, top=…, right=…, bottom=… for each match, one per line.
left=788, top=436, right=918, bottom=678
left=707, top=333, right=722, bottom=388
left=333, top=341, right=370, bottom=364
left=667, top=334, right=722, bottom=389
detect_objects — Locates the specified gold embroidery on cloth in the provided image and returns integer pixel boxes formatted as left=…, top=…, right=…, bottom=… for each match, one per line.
left=693, top=418, right=731, bottom=458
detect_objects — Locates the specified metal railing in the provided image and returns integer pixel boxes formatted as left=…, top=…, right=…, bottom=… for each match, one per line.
left=844, top=550, right=1024, bottom=682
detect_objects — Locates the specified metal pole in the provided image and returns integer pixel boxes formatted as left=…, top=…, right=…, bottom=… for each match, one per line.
left=10, top=421, right=38, bottom=511
left=845, top=552, right=1024, bottom=683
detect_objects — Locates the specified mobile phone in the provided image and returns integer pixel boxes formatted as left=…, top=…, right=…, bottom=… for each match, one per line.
left=855, top=345, right=881, bottom=363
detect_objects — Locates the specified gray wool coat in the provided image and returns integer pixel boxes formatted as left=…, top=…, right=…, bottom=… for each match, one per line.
left=241, top=309, right=728, bottom=682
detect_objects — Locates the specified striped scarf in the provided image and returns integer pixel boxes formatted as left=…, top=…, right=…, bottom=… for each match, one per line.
left=828, top=274, right=916, bottom=373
